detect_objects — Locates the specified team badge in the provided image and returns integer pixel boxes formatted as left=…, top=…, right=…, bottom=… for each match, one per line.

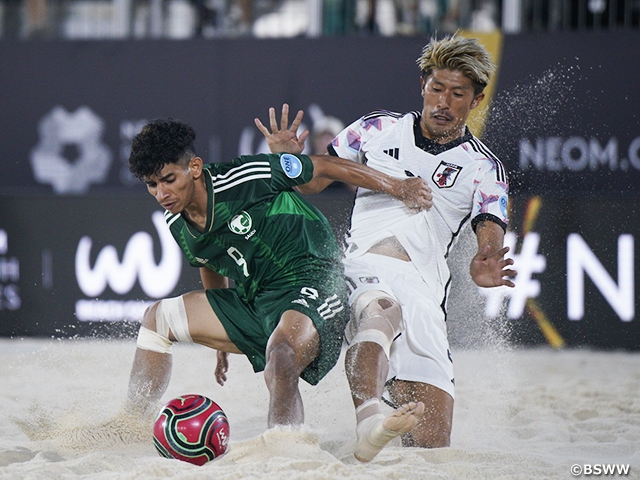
left=228, top=211, right=252, bottom=234
left=280, top=153, right=302, bottom=178
left=499, top=196, right=508, bottom=218
left=432, top=161, right=463, bottom=188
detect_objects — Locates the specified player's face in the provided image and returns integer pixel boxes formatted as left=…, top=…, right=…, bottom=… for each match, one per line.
left=420, top=68, right=484, bottom=144
left=144, top=160, right=197, bottom=214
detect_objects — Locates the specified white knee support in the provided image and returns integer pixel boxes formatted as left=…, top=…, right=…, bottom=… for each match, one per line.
left=136, top=296, right=193, bottom=354
left=136, top=326, right=173, bottom=354
left=352, top=290, right=389, bottom=323
left=350, top=315, right=396, bottom=359
left=348, top=291, right=403, bottom=359
left=158, top=296, right=193, bottom=343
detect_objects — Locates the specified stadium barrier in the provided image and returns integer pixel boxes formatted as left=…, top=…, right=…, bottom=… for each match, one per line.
left=1, top=33, right=638, bottom=348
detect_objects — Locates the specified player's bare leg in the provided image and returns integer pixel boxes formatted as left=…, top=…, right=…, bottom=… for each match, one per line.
left=263, top=309, right=320, bottom=427
left=388, top=379, right=453, bottom=448
left=345, top=294, right=425, bottom=462
left=127, top=344, right=173, bottom=418
left=126, top=301, right=173, bottom=418
left=127, top=291, right=241, bottom=417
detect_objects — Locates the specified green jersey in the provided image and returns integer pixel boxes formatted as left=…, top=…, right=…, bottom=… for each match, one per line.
left=164, top=153, right=343, bottom=302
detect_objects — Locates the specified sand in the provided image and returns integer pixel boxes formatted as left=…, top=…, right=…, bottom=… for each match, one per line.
left=1, top=337, right=638, bottom=479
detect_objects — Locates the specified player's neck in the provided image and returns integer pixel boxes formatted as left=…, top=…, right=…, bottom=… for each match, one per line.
left=423, top=128, right=465, bottom=145
left=183, top=179, right=209, bottom=233
left=419, top=119, right=466, bottom=145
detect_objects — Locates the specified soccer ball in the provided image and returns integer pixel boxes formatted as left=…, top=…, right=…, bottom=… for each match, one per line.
left=153, top=394, right=230, bottom=465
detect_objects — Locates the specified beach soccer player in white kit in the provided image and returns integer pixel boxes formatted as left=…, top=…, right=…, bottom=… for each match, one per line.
left=256, top=35, right=517, bottom=462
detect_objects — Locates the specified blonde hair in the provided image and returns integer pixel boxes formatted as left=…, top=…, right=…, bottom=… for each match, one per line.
left=417, top=35, right=495, bottom=94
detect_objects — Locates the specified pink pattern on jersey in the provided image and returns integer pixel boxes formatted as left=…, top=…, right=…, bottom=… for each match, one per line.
left=363, top=117, right=383, bottom=131
left=477, top=190, right=500, bottom=213
left=347, top=128, right=361, bottom=151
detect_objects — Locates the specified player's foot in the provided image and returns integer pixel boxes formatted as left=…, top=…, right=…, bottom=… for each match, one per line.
left=354, top=401, right=425, bottom=462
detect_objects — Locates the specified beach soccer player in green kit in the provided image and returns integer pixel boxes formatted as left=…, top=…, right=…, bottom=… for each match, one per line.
left=124, top=118, right=431, bottom=431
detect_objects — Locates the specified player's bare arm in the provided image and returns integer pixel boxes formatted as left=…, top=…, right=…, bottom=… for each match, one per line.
left=255, top=104, right=433, bottom=211
left=470, top=220, right=517, bottom=288
left=305, top=155, right=433, bottom=211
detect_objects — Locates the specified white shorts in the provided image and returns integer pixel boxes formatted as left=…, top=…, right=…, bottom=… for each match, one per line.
left=343, top=253, right=455, bottom=399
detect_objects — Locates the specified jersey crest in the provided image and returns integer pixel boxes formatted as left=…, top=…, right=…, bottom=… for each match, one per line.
left=228, top=211, right=253, bottom=235
left=432, top=161, right=463, bottom=188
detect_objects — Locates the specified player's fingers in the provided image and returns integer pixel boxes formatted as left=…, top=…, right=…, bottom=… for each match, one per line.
left=493, top=245, right=510, bottom=258
left=280, top=103, right=290, bottom=131
left=501, top=279, right=516, bottom=288
left=290, top=109, right=304, bottom=132
left=502, top=268, right=517, bottom=277
left=298, top=129, right=310, bottom=143
left=254, top=118, right=269, bottom=136
left=269, top=107, right=278, bottom=132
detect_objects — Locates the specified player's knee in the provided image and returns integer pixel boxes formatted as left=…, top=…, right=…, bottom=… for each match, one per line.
left=136, top=296, right=193, bottom=355
left=139, top=302, right=158, bottom=330
left=347, top=290, right=403, bottom=359
left=357, top=292, right=401, bottom=330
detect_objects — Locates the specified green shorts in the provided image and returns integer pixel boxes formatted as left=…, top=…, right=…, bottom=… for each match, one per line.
left=206, top=278, right=348, bottom=385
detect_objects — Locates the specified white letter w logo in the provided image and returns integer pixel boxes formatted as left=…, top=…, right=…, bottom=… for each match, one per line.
left=75, top=211, right=182, bottom=298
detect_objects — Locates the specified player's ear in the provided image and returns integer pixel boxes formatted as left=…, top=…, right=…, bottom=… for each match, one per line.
left=189, top=157, right=204, bottom=178
left=470, top=92, right=485, bottom=110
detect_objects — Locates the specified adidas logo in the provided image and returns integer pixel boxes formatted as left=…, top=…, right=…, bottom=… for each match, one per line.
left=383, top=148, right=399, bottom=159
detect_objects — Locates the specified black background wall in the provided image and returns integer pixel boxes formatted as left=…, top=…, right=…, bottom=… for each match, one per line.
left=1, top=33, right=638, bottom=348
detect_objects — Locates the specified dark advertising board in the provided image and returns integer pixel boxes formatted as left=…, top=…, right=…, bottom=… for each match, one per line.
left=488, top=195, right=639, bottom=349
left=0, top=191, right=354, bottom=337
left=0, top=37, right=427, bottom=195
left=483, top=31, right=640, bottom=195
left=0, top=195, right=196, bottom=337
left=1, top=32, right=639, bottom=347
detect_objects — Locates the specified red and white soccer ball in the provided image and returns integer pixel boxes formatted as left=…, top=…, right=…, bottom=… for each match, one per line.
left=153, top=394, right=230, bottom=465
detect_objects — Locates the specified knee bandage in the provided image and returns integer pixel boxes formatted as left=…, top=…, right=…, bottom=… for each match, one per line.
left=136, top=296, right=193, bottom=354
left=349, top=290, right=402, bottom=359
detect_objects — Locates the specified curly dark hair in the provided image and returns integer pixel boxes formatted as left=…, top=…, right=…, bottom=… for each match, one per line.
left=129, top=118, right=197, bottom=180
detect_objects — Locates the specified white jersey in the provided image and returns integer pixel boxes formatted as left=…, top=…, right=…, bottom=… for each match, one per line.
left=329, top=110, right=509, bottom=303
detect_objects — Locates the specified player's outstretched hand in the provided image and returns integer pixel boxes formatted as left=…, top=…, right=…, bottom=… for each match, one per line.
left=470, top=245, right=517, bottom=288
left=215, top=350, right=229, bottom=386
left=394, top=177, right=433, bottom=211
left=254, top=103, right=309, bottom=154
